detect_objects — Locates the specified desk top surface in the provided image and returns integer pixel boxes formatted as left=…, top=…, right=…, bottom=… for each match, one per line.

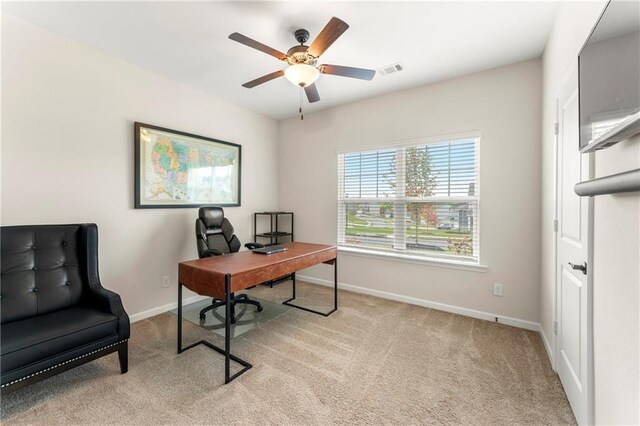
left=178, top=242, right=336, bottom=298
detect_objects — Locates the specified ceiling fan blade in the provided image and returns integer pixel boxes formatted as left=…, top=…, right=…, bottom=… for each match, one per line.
left=307, top=17, right=349, bottom=58
left=304, top=83, right=320, bottom=103
left=229, top=32, right=287, bottom=61
left=242, top=70, right=285, bottom=88
left=319, top=64, right=376, bottom=80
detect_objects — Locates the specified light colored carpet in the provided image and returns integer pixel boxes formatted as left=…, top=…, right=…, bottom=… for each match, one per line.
left=1, top=282, right=575, bottom=425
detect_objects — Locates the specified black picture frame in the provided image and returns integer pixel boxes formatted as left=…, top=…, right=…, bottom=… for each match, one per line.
left=134, top=122, right=242, bottom=209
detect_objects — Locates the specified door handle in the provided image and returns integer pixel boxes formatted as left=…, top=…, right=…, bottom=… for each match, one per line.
left=568, top=261, right=587, bottom=275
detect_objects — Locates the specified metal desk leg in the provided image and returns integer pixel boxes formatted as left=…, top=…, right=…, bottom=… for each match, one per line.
left=177, top=283, right=183, bottom=353
left=282, top=257, right=338, bottom=317
left=224, top=274, right=231, bottom=383
left=176, top=279, right=252, bottom=384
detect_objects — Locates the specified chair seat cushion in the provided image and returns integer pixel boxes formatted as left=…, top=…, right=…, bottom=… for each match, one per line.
left=1, top=307, right=118, bottom=374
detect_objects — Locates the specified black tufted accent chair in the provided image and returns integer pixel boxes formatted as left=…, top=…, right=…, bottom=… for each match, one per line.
left=196, top=207, right=264, bottom=323
left=0, top=224, right=130, bottom=393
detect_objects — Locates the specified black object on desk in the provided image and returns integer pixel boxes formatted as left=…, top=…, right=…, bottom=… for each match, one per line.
left=253, top=246, right=288, bottom=255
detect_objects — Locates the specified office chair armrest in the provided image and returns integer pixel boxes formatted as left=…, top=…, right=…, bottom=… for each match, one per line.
left=201, top=248, right=224, bottom=257
left=245, top=242, right=264, bottom=250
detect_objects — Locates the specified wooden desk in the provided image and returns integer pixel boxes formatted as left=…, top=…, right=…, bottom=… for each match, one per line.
left=177, top=242, right=338, bottom=384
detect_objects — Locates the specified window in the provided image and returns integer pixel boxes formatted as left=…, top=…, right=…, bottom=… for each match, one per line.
left=337, top=136, right=480, bottom=264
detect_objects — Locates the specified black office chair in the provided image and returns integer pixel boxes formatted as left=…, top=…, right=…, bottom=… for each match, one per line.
left=195, top=207, right=264, bottom=324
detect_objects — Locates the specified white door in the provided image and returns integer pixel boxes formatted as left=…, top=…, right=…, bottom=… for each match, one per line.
left=555, top=65, right=593, bottom=425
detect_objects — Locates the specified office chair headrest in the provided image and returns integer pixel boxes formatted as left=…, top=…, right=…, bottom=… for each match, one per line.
left=199, top=207, right=224, bottom=229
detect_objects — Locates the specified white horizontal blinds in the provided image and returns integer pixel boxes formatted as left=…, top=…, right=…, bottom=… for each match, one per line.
left=339, top=149, right=396, bottom=249
left=343, top=202, right=395, bottom=249
left=402, top=201, right=479, bottom=262
left=400, top=139, right=480, bottom=261
left=337, top=155, right=346, bottom=245
left=425, top=140, right=478, bottom=197
left=343, top=149, right=396, bottom=198
left=337, top=137, right=480, bottom=263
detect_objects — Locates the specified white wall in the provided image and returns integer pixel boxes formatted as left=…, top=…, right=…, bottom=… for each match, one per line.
left=1, top=15, right=279, bottom=317
left=541, top=2, right=640, bottom=423
left=593, top=136, right=640, bottom=424
left=278, top=59, right=542, bottom=324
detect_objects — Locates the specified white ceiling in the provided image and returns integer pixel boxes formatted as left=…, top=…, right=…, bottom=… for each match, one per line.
left=3, top=1, right=559, bottom=120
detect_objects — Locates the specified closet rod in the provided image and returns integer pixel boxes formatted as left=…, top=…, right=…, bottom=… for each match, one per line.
left=574, top=168, right=640, bottom=197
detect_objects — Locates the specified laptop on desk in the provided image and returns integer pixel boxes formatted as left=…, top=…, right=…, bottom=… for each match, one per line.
left=252, top=246, right=288, bottom=255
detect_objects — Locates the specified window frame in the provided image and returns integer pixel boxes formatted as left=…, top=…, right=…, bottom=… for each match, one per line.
left=337, top=132, right=482, bottom=267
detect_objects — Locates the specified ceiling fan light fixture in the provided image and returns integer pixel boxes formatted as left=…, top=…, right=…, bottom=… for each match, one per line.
left=284, top=64, right=319, bottom=88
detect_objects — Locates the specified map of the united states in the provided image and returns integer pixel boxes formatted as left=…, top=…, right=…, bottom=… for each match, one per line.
left=143, top=133, right=237, bottom=204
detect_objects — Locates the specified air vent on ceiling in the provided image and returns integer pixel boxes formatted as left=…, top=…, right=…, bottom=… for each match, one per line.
left=377, top=62, right=404, bottom=76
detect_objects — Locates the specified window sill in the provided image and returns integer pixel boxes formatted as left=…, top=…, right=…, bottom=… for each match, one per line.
left=337, top=246, right=488, bottom=272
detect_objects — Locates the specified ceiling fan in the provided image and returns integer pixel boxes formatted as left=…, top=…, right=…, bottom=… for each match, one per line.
left=229, top=17, right=375, bottom=104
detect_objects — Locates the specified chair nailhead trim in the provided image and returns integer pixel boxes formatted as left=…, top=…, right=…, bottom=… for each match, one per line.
left=1, top=339, right=128, bottom=388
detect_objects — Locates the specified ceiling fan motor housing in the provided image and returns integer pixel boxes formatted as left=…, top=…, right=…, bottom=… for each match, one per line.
left=286, top=44, right=317, bottom=66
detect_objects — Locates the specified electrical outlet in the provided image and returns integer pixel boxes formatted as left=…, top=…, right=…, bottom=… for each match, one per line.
left=162, top=275, right=170, bottom=288
left=493, top=283, right=503, bottom=297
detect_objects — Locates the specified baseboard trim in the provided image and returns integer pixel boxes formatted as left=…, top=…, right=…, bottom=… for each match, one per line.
left=129, top=295, right=209, bottom=323
left=297, top=274, right=540, bottom=332
left=538, top=324, right=555, bottom=369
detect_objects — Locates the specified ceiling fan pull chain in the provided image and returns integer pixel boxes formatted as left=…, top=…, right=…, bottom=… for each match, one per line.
left=299, top=88, right=304, bottom=120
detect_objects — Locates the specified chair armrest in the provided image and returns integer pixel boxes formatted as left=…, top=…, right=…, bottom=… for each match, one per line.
left=201, top=248, right=224, bottom=257
left=84, top=285, right=130, bottom=340
left=245, top=242, right=264, bottom=250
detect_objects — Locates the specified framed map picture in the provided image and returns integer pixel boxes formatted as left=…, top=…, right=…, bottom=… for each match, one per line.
left=134, top=122, right=241, bottom=208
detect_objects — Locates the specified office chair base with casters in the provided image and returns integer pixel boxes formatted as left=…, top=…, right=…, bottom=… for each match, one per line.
left=199, top=293, right=264, bottom=324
